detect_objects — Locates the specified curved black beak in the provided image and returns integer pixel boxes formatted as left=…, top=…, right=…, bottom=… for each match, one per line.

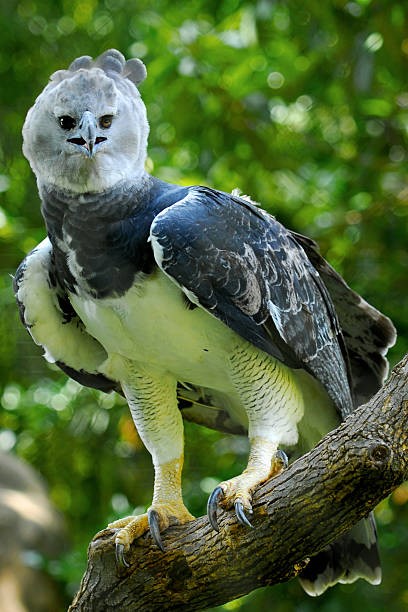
left=67, top=111, right=107, bottom=158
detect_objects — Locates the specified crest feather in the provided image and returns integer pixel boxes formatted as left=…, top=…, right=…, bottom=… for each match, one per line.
left=49, top=49, right=147, bottom=89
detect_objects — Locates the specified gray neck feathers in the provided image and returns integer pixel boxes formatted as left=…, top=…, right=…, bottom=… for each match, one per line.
left=40, top=174, right=153, bottom=230
left=39, top=174, right=157, bottom=298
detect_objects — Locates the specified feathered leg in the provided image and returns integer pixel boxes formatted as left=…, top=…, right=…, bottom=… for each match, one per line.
left=106, top=367, right=194, bottom=565
left=208, top=344, right=302, bottom=529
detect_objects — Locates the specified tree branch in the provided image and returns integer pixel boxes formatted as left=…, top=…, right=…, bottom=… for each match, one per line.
left=69, top=354, right=408, bottom=611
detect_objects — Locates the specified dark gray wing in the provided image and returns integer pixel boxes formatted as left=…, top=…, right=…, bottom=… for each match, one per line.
left=13, top=238, right=118, bottom=394
left=292, top=231, right=396, bottom=405
left=150, top=186, right=354, bottom=417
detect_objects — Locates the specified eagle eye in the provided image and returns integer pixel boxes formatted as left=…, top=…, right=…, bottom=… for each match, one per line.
left=99, top=115, right=113, bottom=129
left=58, top=115, right=76, bottom=130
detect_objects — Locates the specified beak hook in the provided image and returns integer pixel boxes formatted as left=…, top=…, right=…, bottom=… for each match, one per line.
left=79, top=111, right=97, bottom=156
left=67, top=111, right=103, bottom=158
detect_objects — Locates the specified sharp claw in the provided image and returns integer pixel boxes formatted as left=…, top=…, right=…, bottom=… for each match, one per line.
left=275, top=449, right=289, bottom=469
left=207, top=486, right=225, bottom=532
left=148, top=509, right=165, bottom=552
left=235, top=500, right=254, bottom=528
left=115, top=542, right=130, bottom=568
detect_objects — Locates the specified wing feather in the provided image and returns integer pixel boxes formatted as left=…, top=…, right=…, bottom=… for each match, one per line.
left=150, top=186, right=354, bottom=417
left=13, top=238, right=118, bottom=393
left=291, top=231, right=396, bottom=404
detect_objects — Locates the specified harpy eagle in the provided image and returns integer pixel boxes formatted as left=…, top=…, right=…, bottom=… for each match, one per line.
left=14, top=49, right=396, bottom=596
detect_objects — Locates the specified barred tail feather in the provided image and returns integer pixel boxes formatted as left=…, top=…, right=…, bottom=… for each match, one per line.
left=298, top=514, right=381, bottom=596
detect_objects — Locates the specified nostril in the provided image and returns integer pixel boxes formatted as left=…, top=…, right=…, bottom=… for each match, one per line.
left=67, top=136, right=106, bottom=146
left=67, top=137, right=86, bottom=146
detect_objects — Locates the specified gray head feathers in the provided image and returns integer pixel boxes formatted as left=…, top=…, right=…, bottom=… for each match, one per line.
left=52, top=49, right=147, bottom=89
left=23, top=49, right=149, bottom=193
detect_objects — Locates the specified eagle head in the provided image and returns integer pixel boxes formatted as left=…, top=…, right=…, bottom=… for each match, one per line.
left=22, top=49, right=149, bottom=193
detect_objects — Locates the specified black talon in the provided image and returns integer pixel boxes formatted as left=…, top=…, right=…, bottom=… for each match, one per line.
left=275, top=449, right=289, bottom=469
left=207, top=486, right=225, bottom=532
left=148, top=508, right=165, bottom=552
left=115, top=542, right=130, bottom=568
left=235, top=500, right=254, bottom=528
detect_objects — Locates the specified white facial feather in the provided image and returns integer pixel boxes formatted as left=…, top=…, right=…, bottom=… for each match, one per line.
left=22, top=50, right=149, bottom=193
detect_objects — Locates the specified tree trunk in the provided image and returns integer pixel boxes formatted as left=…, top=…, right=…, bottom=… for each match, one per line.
left=69, top=354, right=408, bottom=611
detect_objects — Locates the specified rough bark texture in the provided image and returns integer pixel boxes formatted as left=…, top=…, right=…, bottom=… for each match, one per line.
left=69, top=355, right=408, bottom=611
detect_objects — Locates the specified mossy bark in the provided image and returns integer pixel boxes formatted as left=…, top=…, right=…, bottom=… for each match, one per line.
left=69, top=354, right=408, bottom=611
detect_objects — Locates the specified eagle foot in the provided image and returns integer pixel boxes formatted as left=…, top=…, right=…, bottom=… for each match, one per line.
left=107, top=502, right=195, bottom=567
left=207, top=448, right=288, bottom=532
left=207, top=480, right=255, bottom=532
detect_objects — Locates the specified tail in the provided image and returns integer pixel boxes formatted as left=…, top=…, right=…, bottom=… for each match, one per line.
left=298, top=513, right=381, bottom=596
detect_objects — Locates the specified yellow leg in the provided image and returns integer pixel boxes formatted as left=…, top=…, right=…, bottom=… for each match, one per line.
left=110, top=455, right=194, bottom=560
left=95, top=367, right=195, bottom=564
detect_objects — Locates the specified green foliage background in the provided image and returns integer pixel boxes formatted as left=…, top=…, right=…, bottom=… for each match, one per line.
left=0, top=0, right=407, bottom=609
